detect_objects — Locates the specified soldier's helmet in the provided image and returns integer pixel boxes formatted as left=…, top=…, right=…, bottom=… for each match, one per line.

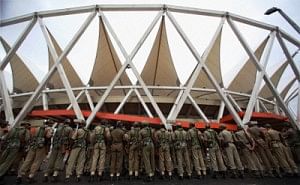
left=64, top=118, right=72, bottom=125
left=264, top=124, right=271, bottom=128
left=141, top=121, right=149, bottom=127
left=94, top=125, right=102, bottom=133
left=116, top=120, right=123, bottom=128
left=20, top=120, right=30, bottom=128
left=133, top=122, right=140, bottom=128
left=219, top=124, right=227, bottom=130
left=175, top=122, right=182, bottom=129
left=247, top=121, right=258, bottom=127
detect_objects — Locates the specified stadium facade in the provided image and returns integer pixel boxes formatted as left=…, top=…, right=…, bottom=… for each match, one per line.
left=0, top=4, right=299, bottom=130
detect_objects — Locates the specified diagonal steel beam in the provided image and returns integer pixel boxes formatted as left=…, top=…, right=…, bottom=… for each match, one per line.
left=187, top=94, right=209, bottom=123
left=85, top=10, right=165, bottom=128
left=11, top=11, right=96, bottom=128
left=227, top=16, right=299, bottom=130
left=38, top=17, right=84, bottom=120
left=0, top=17, right=37, bottom=70
left=42, top=91, right=49, bottom=110
left=67, top=90, right=85, bottom=110
left=0, top=71, right=14, bottom=124
left=134, top=89, right=153, bottom=118
left=242, top=31, right=276, bottom=124
left=85, top=89, right=94, bottom=110
left=114, top=89, right=134, bottom=114
left=167, top=12, right=242, bottom=125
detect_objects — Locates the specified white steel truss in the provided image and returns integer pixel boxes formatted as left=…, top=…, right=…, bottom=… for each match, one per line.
left=0, top=4, right=299, bottom=130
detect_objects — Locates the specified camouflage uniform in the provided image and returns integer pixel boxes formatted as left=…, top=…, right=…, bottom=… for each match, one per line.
left=247, top=122, right=281, bottom=177
left=188, top=126, right=206, bottom=178
left=235, top=128, right=263, bottom=177
left=139, top=123, right=155, bottom=181
left=125, top=123, right=141, bottom=178
left=172, top=126, right=192, bottom=179
left=17, top=125, right=52, bottom=182
left=219, top=125, right=244, bottom=178
left=203, top=127, right=226, bottom=178
left=0, top=122, right=30, bottom=179
left=155, top=127, right=173, bottom=178
left=90, top=124, right=110, bottom=181
left=44, top=121, right=73, bottom=182
left=65, top=122, right=89, bottom=182
left=110, top=122, right=125, bottom=180
left=265, top=125, right=298, bottom=175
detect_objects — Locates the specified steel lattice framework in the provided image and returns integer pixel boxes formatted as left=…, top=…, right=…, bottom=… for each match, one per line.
left=0, top=4, right=299, bottom=130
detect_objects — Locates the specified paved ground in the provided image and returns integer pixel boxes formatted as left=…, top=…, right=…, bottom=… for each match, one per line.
left=1, top=174, right=300, bottom=185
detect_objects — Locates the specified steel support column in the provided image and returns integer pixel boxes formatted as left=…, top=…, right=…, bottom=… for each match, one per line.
left=187, top=94, right=209, bottom=123
left=67, top=90, right=85, bottom=110
left=227, top=16, right=299, bottom=130
left=38, top=18, right=84, bottom=120
left=134, top=89, right=153, bottom=118
left=114, top=89, right=134, bottom=114
left=42, top=91, right=49, bottom=110
left=85, top=89, right=94, bottom=110
left=85, top=11, right=165, bottom=128
left=242, top=31, right=275, bottom=124
left=217, top=101, right=225, bottom=121
left=11, top=11, right=96, bottom=128
left=0, top=17, right=37, bottom=70
left=0, top=71, right=14, bottom=123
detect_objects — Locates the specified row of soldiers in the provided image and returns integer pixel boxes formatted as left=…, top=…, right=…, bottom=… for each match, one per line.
left=0, top=118, right=299, bottom=183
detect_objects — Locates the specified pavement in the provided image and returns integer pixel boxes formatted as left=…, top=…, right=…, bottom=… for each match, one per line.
left=1, top=173, right=300, bottom=185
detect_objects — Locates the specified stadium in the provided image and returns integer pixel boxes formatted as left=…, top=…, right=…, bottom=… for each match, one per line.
left=0, top=4, right=299, bottom=130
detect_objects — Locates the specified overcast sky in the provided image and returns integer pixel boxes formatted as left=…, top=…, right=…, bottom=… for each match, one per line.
left=0, top=0, right=299, bottom=115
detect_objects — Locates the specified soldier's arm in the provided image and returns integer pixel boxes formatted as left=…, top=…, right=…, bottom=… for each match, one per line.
left=105, top=127, right=111, bottom=141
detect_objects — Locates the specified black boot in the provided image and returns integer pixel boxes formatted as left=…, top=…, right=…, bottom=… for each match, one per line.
left=239, top=170, right=244, bottom=179
left=27, top=177, right=36, bottom=184
left=88, top=175, right=94, bottom=182
left=110, top=176, right=114, bottom=182
left=230, top=170, right=237, bottom=178
left=159, top=174, right=165, bottom=180
left=76, top=176, right=81, bottom=182
left=212, top=171, right=217, bottom=179
left=51, top=176, right=58, bottom=183
left=16, top=177, right=22, bottom=184
left=168, top=175, right=172, bottom=181
left=179, top=175, right=184, bottom=180
left=64, top=177, right=70, bottom=183
left=43, top=176, right=48, bottom=182
left=98, top=175, right=103, bottom=182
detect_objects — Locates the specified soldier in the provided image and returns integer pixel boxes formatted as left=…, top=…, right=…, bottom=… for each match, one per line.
left=234, top=125, right=264, bottom=177
left=43, top=119, right=73, bottom=182
left=16, top=120, right=53, bottom=183
left=265, top=124, right=298, bottom=176
left=219, top=124, right=244, bottom=178
left=247, top=121, right=281, bottom=177
left=154, top=124, right=173, bottom=180
left=139, top=122, right=155, bottom=181
left=0, top=121, right=30, bottom=182
left=0, top=120, right=8, bottom=153
left=110, top=121, right=125, bottom=181
left=89, top=120, right=111, bottom=182
left=125, top=122, right=141, bottom=180
left=65, top=119, right=89, bottom=182
left=203, top=124, right=226, bottom=179
left=172, top=123, right=192, bottom=180
left=282, top=123, right=300, bottom=163
left=188, top=123, right=206, bottom=179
